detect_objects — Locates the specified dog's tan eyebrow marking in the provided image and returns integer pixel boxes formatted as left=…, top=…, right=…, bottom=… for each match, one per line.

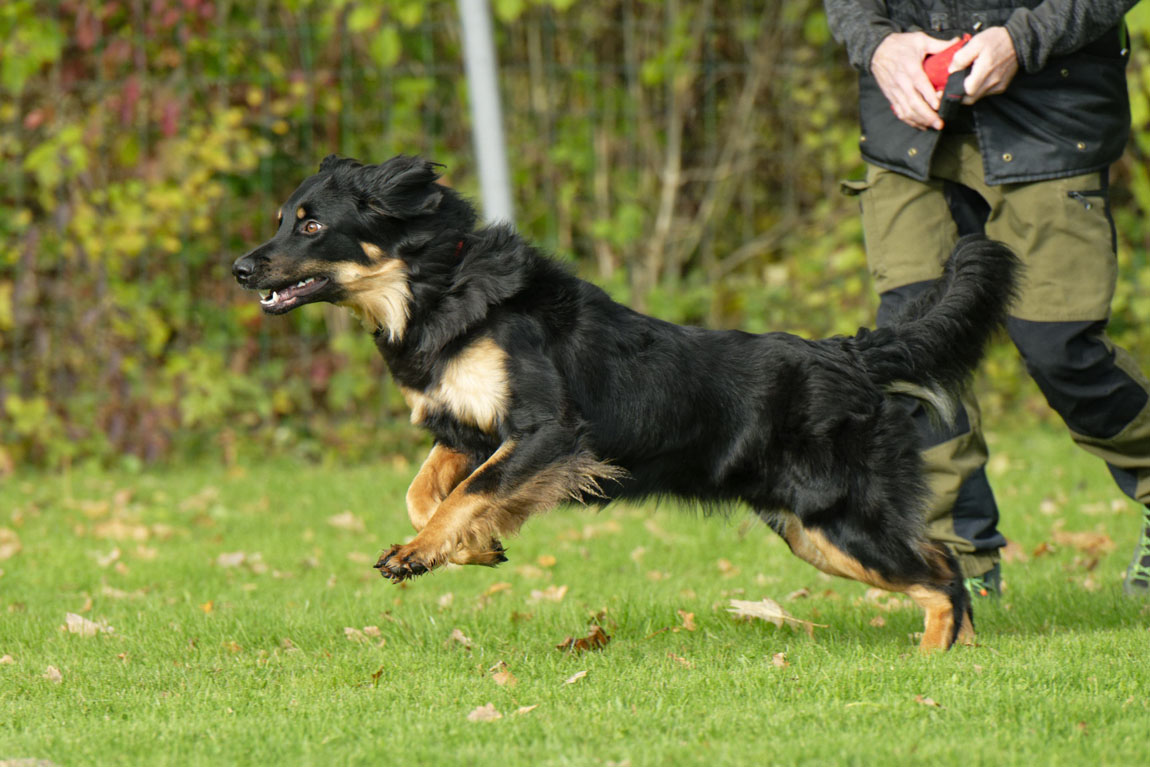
left=296, top=206, right=306, bottom=220
left=361, top=242, right=385, bottom=260
left=276, top=208, right=283, bottom=223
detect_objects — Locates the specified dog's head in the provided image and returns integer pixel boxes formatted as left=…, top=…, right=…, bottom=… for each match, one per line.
left=232, top=155, right=474, bottom=336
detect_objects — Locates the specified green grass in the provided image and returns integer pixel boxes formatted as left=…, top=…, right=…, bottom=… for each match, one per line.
left=1, top=425, right=1148, bottom=766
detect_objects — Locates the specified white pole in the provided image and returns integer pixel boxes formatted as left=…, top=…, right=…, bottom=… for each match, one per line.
left=457, top=0, right=515, bottom=225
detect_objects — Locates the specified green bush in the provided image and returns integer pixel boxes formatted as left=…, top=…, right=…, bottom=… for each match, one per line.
left=2, top=0, right=1149, bottom=469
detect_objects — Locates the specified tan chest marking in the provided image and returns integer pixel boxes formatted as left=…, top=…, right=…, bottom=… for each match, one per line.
left=400, top=337, right=510, bottom=433
left=336, top=243, right=412, bottom=341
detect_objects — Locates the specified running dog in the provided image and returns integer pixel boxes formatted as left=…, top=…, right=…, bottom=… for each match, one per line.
left=232, top=155, right=1018, bottom=651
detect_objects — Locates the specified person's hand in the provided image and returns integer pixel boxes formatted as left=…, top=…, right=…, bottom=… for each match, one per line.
left=871, top=32, right=958, bottom=131
left=948, top=26, right=1019, bottom=104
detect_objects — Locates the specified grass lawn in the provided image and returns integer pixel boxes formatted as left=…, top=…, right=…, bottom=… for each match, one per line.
left=1, top=424, right=1148, bottom=766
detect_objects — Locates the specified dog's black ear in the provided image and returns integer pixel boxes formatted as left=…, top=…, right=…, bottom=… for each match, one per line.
left=319, top=154, right=363, bottom=174
left=359, top=155, right=445, bottom=219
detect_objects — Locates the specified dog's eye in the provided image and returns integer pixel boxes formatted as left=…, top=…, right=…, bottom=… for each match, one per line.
left=301, top=220, right=323, bottom=235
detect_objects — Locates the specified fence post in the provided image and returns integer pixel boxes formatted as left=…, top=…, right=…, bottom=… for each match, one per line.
left=457, top=0, right=515, bottom=226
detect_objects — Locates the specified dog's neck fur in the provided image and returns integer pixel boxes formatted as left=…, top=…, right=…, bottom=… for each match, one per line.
left=370, top=226, right=538, bottom=387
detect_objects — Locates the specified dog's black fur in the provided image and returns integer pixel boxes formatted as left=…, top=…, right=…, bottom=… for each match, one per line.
left=233, top=155, right=1019, bottom=650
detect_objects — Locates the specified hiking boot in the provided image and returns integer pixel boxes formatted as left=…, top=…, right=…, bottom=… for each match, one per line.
left=1122, top=506, right=1150, bottom=597
left=964, top=562, right=1001, bottom=598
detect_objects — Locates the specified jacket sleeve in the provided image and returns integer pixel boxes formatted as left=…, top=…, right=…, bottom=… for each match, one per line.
left=823, top=0, right=898, bottom=73
left=1005, top=0, right=1140, bottom=73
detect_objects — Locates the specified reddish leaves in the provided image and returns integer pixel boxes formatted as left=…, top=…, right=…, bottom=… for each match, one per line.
left=556, top=624, right=611, bottom=654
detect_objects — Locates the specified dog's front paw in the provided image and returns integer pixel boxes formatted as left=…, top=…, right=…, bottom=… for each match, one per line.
left=374, top=544, right=432, bottom=583
left=450, top=538, right=509, bottom=567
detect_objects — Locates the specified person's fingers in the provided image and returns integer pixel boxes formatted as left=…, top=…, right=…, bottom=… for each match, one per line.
left=948, top=37, right=982, bottom=72
left=924, top=35, right=959, bottom=55
left=962, top=58, right=991, bottom=102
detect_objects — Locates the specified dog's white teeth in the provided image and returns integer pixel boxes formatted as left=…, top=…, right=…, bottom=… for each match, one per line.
left=295, top=277, right=315, bottom=288
left=260, top=291, right=279, bottom=305
left=258, top=289, right=271, bottom=300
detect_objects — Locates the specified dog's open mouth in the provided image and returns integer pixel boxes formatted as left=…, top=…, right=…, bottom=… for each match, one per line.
left=257, top=276, right=330, bottom=313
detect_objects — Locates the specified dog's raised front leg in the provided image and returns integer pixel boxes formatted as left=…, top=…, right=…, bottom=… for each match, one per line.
left=405, top=443, right=472, bottom=530
left=377, top=433, right=622, bottom=582
left=404, top=443, right=508, bottom=567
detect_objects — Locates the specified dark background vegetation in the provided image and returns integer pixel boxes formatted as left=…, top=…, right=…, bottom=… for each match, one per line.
left=3, top=0, right=1150, bottom=471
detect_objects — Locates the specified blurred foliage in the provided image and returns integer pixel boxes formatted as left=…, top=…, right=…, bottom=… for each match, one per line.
left=1, top=0, right=1149, bottom=470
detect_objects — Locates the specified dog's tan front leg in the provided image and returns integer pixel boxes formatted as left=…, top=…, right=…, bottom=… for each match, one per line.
left=405, top=444, right=473, bottom=532
left=403, top=444, right=507, bottom=568
left=379, top=443, right=519, bottom=580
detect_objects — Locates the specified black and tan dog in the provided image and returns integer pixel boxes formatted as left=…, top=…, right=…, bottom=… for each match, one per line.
left=233, top=155, right=1018, bottom=651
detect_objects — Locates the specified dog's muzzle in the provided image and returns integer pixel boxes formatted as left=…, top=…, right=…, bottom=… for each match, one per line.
left=232, top=255, right=257, bottom=286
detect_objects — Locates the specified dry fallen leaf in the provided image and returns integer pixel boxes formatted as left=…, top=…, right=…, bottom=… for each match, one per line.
left=914, top=695, right=941, bottom=708
left=1032, top=542, right=1053, bottom=558
left=513, top=705, right=538, bottom=716
left=1001, top=540, right=1029, bottom=564
left=771, top=652, right=789, bottom=668
left=447, top=628, right=474, bottom=650
left=537, top=554, right=557, bottom=568
left=61, top=613, right=113, bottom=637
left=43, top=665, right=63, bottom=684
left=728, top=598, right=827, bottom=637
left=200, top=601, right=214, bottom=614
left=869, top=616, right=887, bottom=628
left=467, top=703, right=502, bottom=722
left=326, top=511, right=365, bottom=532
left=677, top=609, right=696, bottom=632
left=215, top=551, right=248, bottom=568
left=0, top=529, right=22, bottom=561
left=437, top=592, right=455, bottom=609
left=786, top=588, right=811, bottom=601
left=667, top=652, right=694, bottom=668
left=564, top=670, right=588, bottom=685
left=484, top=582, right=513, bottom=597
left=1052, top=527, right=1116, bottom=556
left=0, top=654, right=15, bottom=665
left=95, top=547, right=121, bottom=568
left=530, top=584, right=568, bottom=603
left=514, top=564, right=546, bottom=579
left=492, top=669, right=517, bottom=687
left=556, top=624, right=611, bottom=654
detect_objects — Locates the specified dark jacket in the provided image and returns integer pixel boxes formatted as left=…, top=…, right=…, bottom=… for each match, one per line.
left=825, top=0, right=1138, bottom=184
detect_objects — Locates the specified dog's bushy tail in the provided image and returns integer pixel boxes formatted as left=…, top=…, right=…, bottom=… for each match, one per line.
left=855, top=234, right=1020, bottom=400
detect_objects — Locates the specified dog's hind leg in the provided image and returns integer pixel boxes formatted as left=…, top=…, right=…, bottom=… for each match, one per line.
left=405, top=443, right=507, bottom=567
left=770, top=512, right=973, bottom=652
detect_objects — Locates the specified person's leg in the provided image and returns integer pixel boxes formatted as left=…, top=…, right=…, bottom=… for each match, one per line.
left=981, top=166, right=1150, bottom=595
left=854, top=161, right=1004, bottom=581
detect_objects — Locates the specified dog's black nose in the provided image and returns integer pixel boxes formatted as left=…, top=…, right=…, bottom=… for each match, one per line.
left=232, top=256, right=255, bottom=283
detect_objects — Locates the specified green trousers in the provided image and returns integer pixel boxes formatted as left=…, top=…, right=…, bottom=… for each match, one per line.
left=851, top=133, right=1150, bottom=577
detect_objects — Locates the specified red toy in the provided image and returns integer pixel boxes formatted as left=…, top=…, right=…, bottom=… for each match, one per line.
left=923, top=34, right=972, bottom=90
